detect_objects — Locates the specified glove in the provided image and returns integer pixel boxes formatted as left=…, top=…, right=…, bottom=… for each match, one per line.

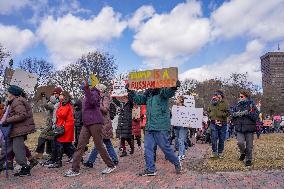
left=176, top=80, right=181, bottom=88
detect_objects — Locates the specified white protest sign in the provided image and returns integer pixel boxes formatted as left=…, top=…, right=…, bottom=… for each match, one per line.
left=10, top=69, right=38, bottom=93
left=111, top=79, right=128, bottom=97
left=171, top=105, right=203, bottom=128
left=183, top=95, right=195, bottom=108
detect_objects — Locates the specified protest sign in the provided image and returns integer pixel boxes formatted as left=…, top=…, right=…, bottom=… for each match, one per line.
left=111, top=79, right=128, bottom=97
left=171, top=105, right=203, bottom=128
left=263, top=119, right=273, bottom=126
left=34, top=85, right=56, bottom=101
left=10, top=69, right=38, bottom=93
left=128, top=67, right=178, bottom=90
left=183, top=95, right=195, bottom=108
left=90, top=74, right=99, bottom=88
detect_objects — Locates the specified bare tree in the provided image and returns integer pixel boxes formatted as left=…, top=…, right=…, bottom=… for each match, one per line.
left=0, top=44, right=10, bottom=76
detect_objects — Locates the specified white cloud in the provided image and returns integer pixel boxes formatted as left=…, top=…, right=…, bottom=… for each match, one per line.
left=0, top=0, right=29, bottom=15
left=131, top=0, right=211, bottom=67
left=211, top=0, right=284, bottom=41
left=37, top=6, right=127, bottom=68
left=128, top=5, right=155, bottom=31
left=0, top=24, right=35, bottom=55
left=180, top=40, right=264, bottom=84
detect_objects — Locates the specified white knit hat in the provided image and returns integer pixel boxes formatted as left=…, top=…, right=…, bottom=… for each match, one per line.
left=96, top=84, right=107, bottom=92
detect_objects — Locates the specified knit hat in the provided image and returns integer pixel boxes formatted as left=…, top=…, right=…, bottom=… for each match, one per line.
left=214, top=90, right=224, bottom=98
left=53, top=87, right=63, bottom=94
left=96, top=84, right=107, bottom=92
left=7, top=85, right=24, bottom=97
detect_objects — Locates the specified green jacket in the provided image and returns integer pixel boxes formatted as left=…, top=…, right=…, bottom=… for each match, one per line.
left=129, top=88, right=176, bottom=131
left=208, top=100, right=229, bottom=122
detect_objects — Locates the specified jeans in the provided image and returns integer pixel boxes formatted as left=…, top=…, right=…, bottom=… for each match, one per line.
left=236, top=132, right=253, bottom=161
left=144, top=131, right=179, bottom=172
left=87, top=139, right=118, bottom=163
left=174, top=127, right=188, bottom=157
left=210, top=122, right=227, bottom=155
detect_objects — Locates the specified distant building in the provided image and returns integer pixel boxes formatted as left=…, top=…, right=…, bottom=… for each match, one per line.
left=261, top=52, right=284, bottom=113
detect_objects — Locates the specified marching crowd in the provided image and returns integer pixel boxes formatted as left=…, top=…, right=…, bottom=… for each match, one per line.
left=0, top=75, right=264, bottom=177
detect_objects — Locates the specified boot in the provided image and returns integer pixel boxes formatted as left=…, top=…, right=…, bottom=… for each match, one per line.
left=120, top=151, right=127, bottom=157
left=14, top=166, right=31, bottom=177
left=29, top=158, right=39, bottom=168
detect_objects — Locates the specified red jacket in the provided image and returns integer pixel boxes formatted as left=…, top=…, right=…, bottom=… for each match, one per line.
left=56, top=102, right=75, bottom=142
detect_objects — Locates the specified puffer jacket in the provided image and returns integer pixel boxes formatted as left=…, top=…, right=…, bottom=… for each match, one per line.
left=116, top=100, right=133, bottom=139
left=231, top=98, right=259, bottom=133
left=129, top=88, right=176, bottom=131
left=5, top=96, right=35, bottom=138
left=100, top=94, right=113, bottom=139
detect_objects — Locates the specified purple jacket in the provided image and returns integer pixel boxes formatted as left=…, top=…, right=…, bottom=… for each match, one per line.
left=82, top=87, right=104, bottom=126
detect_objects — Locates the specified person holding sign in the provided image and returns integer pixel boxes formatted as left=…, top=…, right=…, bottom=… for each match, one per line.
left=208, top=90, right=229, bottom=159
left=127, top=80, right=182, bottom=177
left=231, top=91, right=259, bottom=166
left=64, top=78, right=115, bottom=177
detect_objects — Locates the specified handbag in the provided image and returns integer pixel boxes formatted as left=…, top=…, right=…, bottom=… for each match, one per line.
left=53, top=125, right=65, bottom=138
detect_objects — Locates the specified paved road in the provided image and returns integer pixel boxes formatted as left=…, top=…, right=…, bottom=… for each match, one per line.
left=1, top=143, right=284, bottom=189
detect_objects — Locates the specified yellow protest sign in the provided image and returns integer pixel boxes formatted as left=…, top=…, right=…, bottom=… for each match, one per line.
left=90, top=74, right=99, bottom=88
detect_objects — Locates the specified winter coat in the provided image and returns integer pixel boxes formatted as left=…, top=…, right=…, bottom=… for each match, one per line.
left=100, top=94, right=113, bottom=139
left=129, top=88, right=176, bottom=131
left=82, top=87, right=104, bottom=126
left=208, top=100, right=229, bottom=122
left=56, top=102, right=75, bottom=142
left=231, top=98, right=259, bottom=133
left=40, top=97, right=56, bottom=140
left=132, top=106, right=141, bottom=136
left=74, top=99, right=83, bottom=128
left=116, top=100, right=133, bottom=139
left=4, top=96, right=35, bottom=138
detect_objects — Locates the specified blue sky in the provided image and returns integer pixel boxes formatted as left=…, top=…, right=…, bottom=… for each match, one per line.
left=0, top=0, right=284, bottom=85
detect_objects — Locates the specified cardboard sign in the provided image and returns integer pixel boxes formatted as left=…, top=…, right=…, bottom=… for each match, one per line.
left=3, top=67, right=14, bottom=85
left=34, top=85, right=56, bottom=101
left=10, top=69, right=38, bottom=93
left=171, top=105, right=203, bottom=128
left=90, top=74, right=99, bottom=88
left=263, top=120, right=273, bottom=126
left=183, top=95, right=195, bottom=108
left=111, top=79, right=128, bottom=97
left=128, top=67, right=178, bottom=90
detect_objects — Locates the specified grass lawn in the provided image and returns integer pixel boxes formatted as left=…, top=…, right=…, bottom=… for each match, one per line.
left=205, top=133, right=284, bottom=172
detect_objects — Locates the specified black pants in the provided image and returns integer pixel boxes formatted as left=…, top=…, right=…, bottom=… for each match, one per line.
left=50, top=141, right=75, bottom=163
left=132, top=135, right=141, bottom=147
left=35, top=137, right=52, bottom=154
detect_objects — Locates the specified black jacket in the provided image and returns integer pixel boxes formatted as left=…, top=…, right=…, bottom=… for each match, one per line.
left=116, top=100, right=133, bottom=139
left=74, top=99, right=83, bottom=128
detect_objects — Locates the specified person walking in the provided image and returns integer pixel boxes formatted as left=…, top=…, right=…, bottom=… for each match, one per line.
left=64, top=79, right=115, bottom=177
left=231, top=91, right=259, bottom=166
left=84, top=84, right=119, bottom=167
left=208, top=90, right=229, bottom=159
left=0, top=85, right=35, bottom=176
left=127, top=81, right=182, bottom=177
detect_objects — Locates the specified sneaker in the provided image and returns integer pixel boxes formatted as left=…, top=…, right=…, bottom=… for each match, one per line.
left=210, top=153, right=219, bottom=159
left=245, top=160, right=252, bottom=166
left=42, top=160, right=55, bottom=167
left=14, top=166, right=31, bottom=177
left=102, top=166, right=116, bottom=174
left=178, top=155, right=186, bottom=161
left=175, top=162, right=182, bottom=174
left=83, top=161, right=93, bottom=168
left=64, top=169, right=80, bottom=177
left=29, top=158, right=39, bottom=168
left=239, top=154, right=246, bottom=161
left=48, top=162, right=62, bottom=168
left=120, top=151, right=127, bottom=157
left=138, top=169, right=157, bottom=176
left=218, top=153, right=224, bottom=159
